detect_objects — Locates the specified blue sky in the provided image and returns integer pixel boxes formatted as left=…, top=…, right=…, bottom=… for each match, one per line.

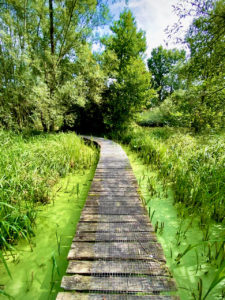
left=93, top=0, right=193, bottom=56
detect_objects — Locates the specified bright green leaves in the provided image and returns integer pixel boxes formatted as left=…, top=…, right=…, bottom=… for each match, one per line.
left=167, top=0, right=225, bottom=131
left=147, top=46, right=186, bottom=104
left=101, top=9, right=154, bottom=131
left=0, top=0, right=111, bottom=131
left=106, top=9, right=146, bottom=70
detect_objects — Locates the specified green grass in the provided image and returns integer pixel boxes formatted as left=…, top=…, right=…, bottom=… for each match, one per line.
left=117, top=126, right=225, bottom=223
left=137, top=108, right=165, bottom=127
left=0, top=131, right=97, bottom=251
left=0, top=165, right=97, bottom=299
left=125, top=147, right=225, bottom=300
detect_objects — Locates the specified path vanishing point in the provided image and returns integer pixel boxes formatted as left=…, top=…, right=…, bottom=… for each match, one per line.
left=57, top=137, right=178, bottom=300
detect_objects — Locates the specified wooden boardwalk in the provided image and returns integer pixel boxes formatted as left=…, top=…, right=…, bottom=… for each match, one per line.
left=57, top=138, right=178, bottom=300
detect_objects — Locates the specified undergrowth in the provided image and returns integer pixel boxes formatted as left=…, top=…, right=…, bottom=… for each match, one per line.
left=0, top=131, right=96, bottom=251
left=116, top=126, right=225, bottom=223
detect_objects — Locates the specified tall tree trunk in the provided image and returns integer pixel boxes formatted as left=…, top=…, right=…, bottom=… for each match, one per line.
left=48, top=0, right=55, bottom=131
left=49, top=0, right=54, bottom=55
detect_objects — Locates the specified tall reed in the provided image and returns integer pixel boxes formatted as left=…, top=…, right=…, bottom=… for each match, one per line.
left=117, top=126, right=225, bottom=223
left=0, top=131, right=97, bottom=251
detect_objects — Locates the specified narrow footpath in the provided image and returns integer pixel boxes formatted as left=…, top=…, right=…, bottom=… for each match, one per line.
left=57, top=138, right=178, bottom=300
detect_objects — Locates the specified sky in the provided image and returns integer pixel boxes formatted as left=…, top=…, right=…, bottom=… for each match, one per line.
left=93, top=0, right=193, bottom=56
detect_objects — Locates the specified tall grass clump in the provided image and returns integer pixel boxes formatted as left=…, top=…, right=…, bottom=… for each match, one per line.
left=0, top=131, right=97, bottom=251
left=118, top=126, right=225, bottom=223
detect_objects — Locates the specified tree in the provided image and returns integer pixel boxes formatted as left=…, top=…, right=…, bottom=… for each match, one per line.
left=147, top=46, right=186, bottom=104
left=167, top=0, right=225, bottom=131
left=101, top=10, right=155, bottom=131
left=0, top=0, right=116, bottom=131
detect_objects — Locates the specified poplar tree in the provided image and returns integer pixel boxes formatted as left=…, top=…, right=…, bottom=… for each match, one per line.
left=101, top=10, right=155, bottom=131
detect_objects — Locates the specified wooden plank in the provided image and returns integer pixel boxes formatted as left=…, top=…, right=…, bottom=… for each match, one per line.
left=81, top=207, right=145, bottom=215
left=90, top=184, right=138, bottom=189
left=88, top=192, right=139, bottom=197
left=86, top=195, right=142, bottom=202
left=91, top=178, right=138, bottom=184
left=57, top=293, right=179, bottom=300
left=79, top=214, right=149, bottom=223
left=74, top=232, right=156, bottom=242
left=68, top=242, right=166, bottom=261
left=90, top=187, right=138, bottom=192
left=66, top=260, right=168, bottom=276
left=85, top=200, right=141, bottom=206
left=76, top=222, right=154, bottom=233
left=61, top=275, right=176, bottom=293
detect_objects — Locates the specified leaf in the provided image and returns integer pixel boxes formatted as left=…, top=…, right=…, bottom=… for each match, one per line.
left=0, top=250, right=12, bottom=279
left=203, top=260, right=225, bottom=299
left=0, top=202, right=15, bottom=210
left=175, top=243, right=199, bottom=262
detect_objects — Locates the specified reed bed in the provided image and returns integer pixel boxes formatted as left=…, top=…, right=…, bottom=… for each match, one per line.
left=117, top=126, right=225, bottom=223
left=0, top=131, right=96, bottom=251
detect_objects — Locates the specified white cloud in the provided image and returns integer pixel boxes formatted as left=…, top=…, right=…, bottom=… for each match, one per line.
left=110, top=0, right=193, bottom=54
left=93, top=0, right=193, bottom=56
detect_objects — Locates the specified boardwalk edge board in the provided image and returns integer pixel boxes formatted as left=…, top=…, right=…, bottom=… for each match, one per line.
left=57, top=137, right=179, bottom=299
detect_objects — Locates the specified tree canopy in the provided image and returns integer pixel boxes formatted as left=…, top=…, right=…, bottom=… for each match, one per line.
left=0, top=0, right=224, bottom=133
left=100, top=10, right=155, bottom=131
left=147, top=46, right=186, bottom=104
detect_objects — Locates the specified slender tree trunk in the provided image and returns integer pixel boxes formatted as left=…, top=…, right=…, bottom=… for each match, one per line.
left=40, top=112, right=48, bottom=132
left=48, top=0, right=55, bottom=131
left=49, top=0, right=54, bottom=55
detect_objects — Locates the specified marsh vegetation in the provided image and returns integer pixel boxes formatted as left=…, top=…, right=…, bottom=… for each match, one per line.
left=0, top=0, right=224, bottom=298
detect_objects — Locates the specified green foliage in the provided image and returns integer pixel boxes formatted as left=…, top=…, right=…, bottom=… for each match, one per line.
left=118, top=126, right=225, bottom=223
left=0, top=0, right=111, bottom=131
left=103, top=58, right=154, bottom=130
left=147, top=46, right=186, bottom=104
left=101, top=10, right=155, bottom=131
left=169, top=85, right=224, bottom=131
left=165, top=0, right=225, bottom=131
left=0, top=131, right=96, bottom=251
left=203, top=260, right=225, bottom=299
left=104, top=9, right=147, bottom=70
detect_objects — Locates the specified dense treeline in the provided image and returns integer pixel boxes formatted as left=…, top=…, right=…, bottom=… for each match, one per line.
left=0, top=0, right=108, bottom=131
left=0, top=0, right=224, bottom=133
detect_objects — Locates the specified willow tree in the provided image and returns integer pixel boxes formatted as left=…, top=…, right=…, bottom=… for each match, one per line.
left=0, top=0, right=113, bottom=131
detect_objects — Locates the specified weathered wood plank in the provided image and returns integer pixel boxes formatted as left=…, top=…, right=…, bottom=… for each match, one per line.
left=90, top=187, right=138, bottom=193
left=86, top=195, right=142, bottom=202
left=76, top=222, right=154, bottom=233
left=57, top=293, right=179, bottom=300
left=79, top=214, right=149, bottom=223
left=85, top=200, right=141, bottom=206
left=66, top=260, right=168, bottom=276
left=88, top=192, right=139, bottom=197
left=61, top=275, right=176, bottom=293
left=68, top=242, right=165, bottom=261
left=91, top=178, right=138, bottom=184
left=74, top=231, right=156, bottom=242
left=81, top=207, right=145, bottom=215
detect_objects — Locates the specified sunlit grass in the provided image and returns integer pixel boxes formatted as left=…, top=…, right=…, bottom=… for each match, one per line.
left=0, top=131, right=97, bottom=252
left=117, top=126, right=225, bottom=223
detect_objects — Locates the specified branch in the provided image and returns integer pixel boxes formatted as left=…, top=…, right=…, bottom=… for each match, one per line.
left=57, top=0, right=78, bottom=64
